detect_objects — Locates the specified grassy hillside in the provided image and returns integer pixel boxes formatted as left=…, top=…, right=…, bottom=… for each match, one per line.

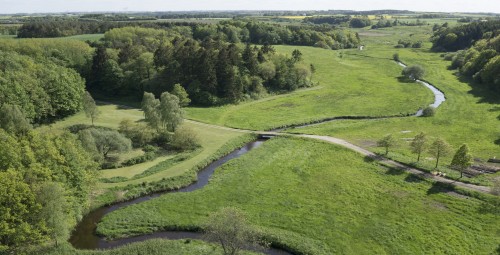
left=97, top=137, right=500, bottom=254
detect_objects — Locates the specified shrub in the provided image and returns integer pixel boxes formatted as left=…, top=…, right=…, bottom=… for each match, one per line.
left=171, top=126, right=201, bottom=151
left=393, top=53, right=400, bottom=61
left=422, top=106, right=436, bottom=117
left=402, top=65, right=425, bottom=80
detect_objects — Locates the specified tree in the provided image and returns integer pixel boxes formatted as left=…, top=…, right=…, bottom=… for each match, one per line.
left=402, top=65, right=425, bottom=80
left=393, top=53, right=400, bottom=62
left=291, top=49, right=302, bottom=63
left=422, top=106, right=436, bottom=117
left=0, top=104, right=31, bottom=136
left=36, top=182, right=69, bottom=247
left=79, top=128, right=132, bottom=158
left=450, top=144, right=473, bottom=178
left=204, top=207, right=263, bottom=255
left=429, top=138, right=452, bottom=168
left=83, top=91, right=100, bottom=126
left=0, top=170, right=44, bottom=252
left=171, top=84, right=191, bottom=107
left=410, top=132, right=427, bottom=161
left=159, top=92, right=184, bottom=132
left=377, top=134, right=396, bottom=155
left=142, top=92, right=161, bottom=130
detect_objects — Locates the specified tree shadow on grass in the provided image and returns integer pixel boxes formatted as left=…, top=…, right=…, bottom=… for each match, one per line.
left=386, top=166, right=406, bottom=175
left=405, top=173, right=426, bottom=183
left=426, top=182, right=454, bottom=195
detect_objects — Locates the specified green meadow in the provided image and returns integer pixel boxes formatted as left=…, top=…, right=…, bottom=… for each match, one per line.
left=187, top=44, right=433, bottom=130
left=97, top=137, right=500, bottom=254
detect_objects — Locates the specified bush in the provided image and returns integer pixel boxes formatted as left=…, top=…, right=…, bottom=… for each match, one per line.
left=412, top=41, right=423, bottom=48
left=395, top=44, right=405, bottom=48
left=402, top=65, right=425, bottom=80
left=393, top=53, right=400, bottom=61
left=171, top=126, right=201, bottom=151
left=422, top=106, right=436, bottom=117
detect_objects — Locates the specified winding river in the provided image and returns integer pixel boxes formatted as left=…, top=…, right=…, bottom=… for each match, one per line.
left=70, top=139, right=290, bottom=254
left=396, top=61, right=446, bottom=116
left=69, top=60, right=447, bottom=254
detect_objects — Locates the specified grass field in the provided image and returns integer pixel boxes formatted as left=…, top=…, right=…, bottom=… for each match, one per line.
left=97, top=137, right=500, bottom=254
left=187, top=45, right=433, bottom=130
left=62, top=34, right=104, bottom=42
left=33, top=239, right=257, bottom=255
left=288, top=25, right=500, bottom=185
left=40, top=102, right=246, bottom=191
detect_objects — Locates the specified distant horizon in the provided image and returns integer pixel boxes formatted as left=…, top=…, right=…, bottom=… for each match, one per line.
left=3, top=9, right=500, bottom=16
left=0, top=0, right=499, bottom=15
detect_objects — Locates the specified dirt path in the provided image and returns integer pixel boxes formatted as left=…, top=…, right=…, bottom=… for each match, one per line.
left=186, top=120, right=491, bottom=194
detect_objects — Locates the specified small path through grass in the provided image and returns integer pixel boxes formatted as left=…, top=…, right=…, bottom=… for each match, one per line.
left=184, top=119, right=490, bottom=194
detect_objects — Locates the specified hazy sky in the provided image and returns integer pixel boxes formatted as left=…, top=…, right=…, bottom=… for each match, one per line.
left=1, top=0, right=499, bottom=14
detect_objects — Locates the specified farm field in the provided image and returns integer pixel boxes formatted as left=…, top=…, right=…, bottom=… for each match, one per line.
left=97, top=137, right=500, bottom=254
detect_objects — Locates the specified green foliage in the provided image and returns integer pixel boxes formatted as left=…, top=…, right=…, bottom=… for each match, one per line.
left=0, top=170, right=44, bottom=252
left=35, top=182, right=70, bottom=246
left=0, top=51, right=86, bottom=122
left=421, top=106, right=436, bottom=117
left=393, top=53, right=400, bottom=61
left=0, top=104, right=32, bottom=136
left=159, top=92, right=184, bottom=132
left=450, top=144, right=473, bottom=178
left=350, top=17, right=372, bottom=28
left=431, top=20, right=500, bottom=51
left=410, top=132, right=428, bottom=161
left=171, top=125, right=201, bottom=151
left=204, top=207, right=263, bottom=255
left=492, top=177, right=500, bottom=196
left=402, top=65, right=425, bottom=80
left=83, top=92, right=101, bottom=126
left=377, top=134, right=396, bottom=155
left=429, top=138, right=452, bottom=168
left=78, top=128, right=132, bottom=158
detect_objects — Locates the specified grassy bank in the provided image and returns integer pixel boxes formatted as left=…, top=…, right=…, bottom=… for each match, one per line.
left=187, top=44, right=432, bottom=130
left=97, top=137, right=500, bottom=254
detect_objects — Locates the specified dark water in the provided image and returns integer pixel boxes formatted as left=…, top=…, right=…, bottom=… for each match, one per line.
left=69, top=140, right=289, bottom=254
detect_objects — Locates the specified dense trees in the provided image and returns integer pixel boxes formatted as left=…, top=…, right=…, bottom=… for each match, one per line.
left=78, top=128, right=132, bottom=158
left=90, top=27, right=318, bottom=105
left=0, top=50, right=87, bottom=123
left=142, top=92, right=184, bottom=132
left=444, top=33, right=500, bottom=91
left=0, top=128, right=98, bottom=253
left=431, top=20, right=500, bottom=52
left=0, top=104, right=32, bottom=136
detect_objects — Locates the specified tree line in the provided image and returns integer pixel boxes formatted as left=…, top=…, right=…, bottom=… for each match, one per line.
left=87, top=26, right=316, bottom=106
left=437, top=22, right=500, bottom=91
left=378, top=133, right=473, bottom=178
left=16, top=18, right=360, bottom=50
left=431, top=20, right=500, bottom=52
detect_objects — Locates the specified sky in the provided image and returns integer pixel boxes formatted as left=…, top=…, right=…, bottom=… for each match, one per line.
left=0, top=0, right=499, bottom=14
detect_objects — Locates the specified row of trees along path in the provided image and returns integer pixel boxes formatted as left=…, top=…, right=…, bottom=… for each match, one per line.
left=184, top=119, right=491, bottom=194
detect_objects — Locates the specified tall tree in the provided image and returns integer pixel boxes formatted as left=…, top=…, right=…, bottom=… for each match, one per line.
left=83, top=92, right=100, bottom=126
left=159, top=92, right=184, bottom=132
left=429, top=138, right=452, bottom=168
left=142, top=92, right=161, bottom=129
left=377, top=134, right=396, bottom=155
left=450, top=144, right=473, bottom=178
left=36, top=182, right=69, bottom=247
left=79, top=128, right=132, bottom=158
left=410, top=132, right=427, bottom=162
